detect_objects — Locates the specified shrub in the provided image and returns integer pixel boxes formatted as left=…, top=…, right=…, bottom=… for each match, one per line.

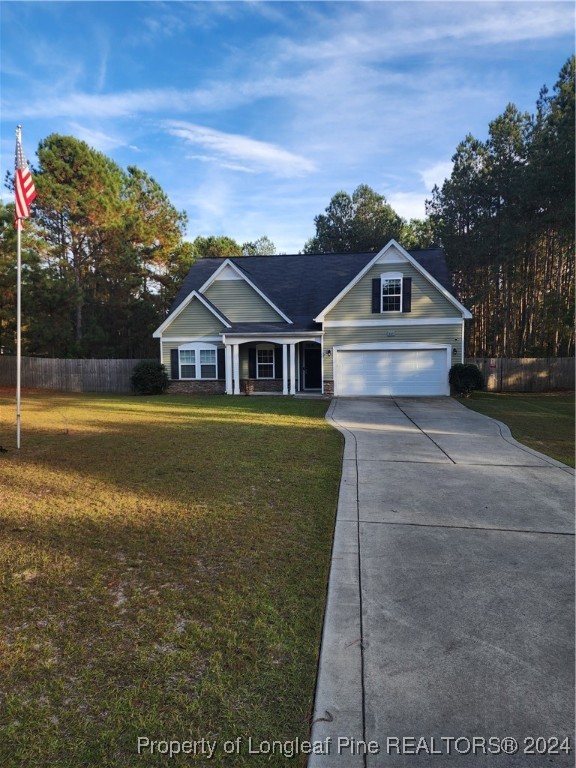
left=130, top=360, right=169, bottom=395
left=449, top=363, right=485, bottom=396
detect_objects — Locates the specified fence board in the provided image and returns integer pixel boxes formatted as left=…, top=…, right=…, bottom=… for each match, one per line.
left=0, top=357, right=147, bottom=393
left=0, top=356, right=572, bottom=394
left=466, top=358, right=574, bottom=392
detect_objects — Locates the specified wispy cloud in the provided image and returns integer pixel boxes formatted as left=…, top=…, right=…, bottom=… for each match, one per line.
left=67, top=123, right=124, bottom=154
left=164, top=120, right=316, bottom=178
left=420, top=161, right=454, bottom=192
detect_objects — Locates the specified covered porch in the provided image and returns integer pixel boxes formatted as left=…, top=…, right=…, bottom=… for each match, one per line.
left=222, top=333, right=323, bottom=395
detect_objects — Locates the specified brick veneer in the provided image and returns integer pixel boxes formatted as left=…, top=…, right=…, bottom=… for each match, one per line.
left=323, top=380, right=334, bottom=396
left=167, top=380, right=226, bottom=395
left=242, top=378, right=284, bottom=394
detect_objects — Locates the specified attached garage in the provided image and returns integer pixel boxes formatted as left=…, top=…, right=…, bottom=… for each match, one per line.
left=334, top=343, right=450, bottom=396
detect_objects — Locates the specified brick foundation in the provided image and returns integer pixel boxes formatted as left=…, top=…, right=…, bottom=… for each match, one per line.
left=242, top=378, right=284, bottom=394
left=323, top=380, right=334, bottom=396
left=167, top=380, right=226, bottom=395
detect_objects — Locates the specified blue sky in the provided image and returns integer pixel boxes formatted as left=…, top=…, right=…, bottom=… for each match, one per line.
left=1, top=1, right=573, bottom=253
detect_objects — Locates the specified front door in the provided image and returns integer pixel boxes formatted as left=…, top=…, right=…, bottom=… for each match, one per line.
left=303, top=345, right=322, bottom=389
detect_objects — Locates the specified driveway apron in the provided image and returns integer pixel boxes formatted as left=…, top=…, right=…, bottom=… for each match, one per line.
left=309, top=397, right=574, bottom=767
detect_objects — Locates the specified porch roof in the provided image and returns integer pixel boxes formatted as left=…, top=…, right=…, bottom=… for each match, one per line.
left=221, top=320, right=322, bottom=336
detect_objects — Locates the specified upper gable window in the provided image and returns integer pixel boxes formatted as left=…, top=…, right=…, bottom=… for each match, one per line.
left=372, top=272, right=412, bottom=314
left=381, top=274, right=402, bottom=312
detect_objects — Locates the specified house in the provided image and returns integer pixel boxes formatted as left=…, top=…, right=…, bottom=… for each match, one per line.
left=153, top=239, right=472, bottom=397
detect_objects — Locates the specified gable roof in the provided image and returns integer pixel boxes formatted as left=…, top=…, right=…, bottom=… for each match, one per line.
left=166, top=244, right=466, bottom=332
left=315, top=240, right=472, bottom=321
left=153, top=289, right=231, bottom=337
left=198, top=258, right=292, bottom=324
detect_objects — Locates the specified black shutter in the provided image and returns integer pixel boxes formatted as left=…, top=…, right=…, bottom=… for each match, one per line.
left=274, top=346, right=283, bottom=379
left=248, top=348, right=256, bottom=378
left=170, top=348, right=179, bottom=380
left=217, top=348, right=225, bottom=380
left=372, top=278, right=381, bottom=313
left=402, top=277, right=412, bottom=313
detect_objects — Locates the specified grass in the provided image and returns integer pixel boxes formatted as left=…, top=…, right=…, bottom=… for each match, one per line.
left=458, top=391, right=575, bottom=468
left=0, top=391, right=343, bottom=767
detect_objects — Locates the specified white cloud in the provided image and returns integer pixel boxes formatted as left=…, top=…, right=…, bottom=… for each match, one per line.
left=420, top=161, right=453, bottom=192
left=386, top=192, right=427, bottom=222
left=67, top=123, right=124, bottom=153
left=165, top=120, right=316, bottom=178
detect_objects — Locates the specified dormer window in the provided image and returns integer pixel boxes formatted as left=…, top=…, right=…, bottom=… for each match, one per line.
left=372, top=273, right=412, bottom=314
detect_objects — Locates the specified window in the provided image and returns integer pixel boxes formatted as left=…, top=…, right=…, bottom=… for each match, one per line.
left=180, top=349, right=196, bottom=379
left=257, top=346, right=275, bottom=379
left=199, top=349, right=217, bottom=379
left=179, top=344, right=218, bottom=379
left=381, top=273, right=402, bottom=312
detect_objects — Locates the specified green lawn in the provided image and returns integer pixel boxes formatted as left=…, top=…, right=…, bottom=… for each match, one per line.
left=0, top=392, right=343, bottom=767
left=459, top=392, right=575, bottom=468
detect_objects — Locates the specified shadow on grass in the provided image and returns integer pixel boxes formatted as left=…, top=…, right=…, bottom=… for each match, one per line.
left=0, top=394, right=343, bottom=767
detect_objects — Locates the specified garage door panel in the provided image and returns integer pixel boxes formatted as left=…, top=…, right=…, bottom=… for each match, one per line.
left=337, top=348, right=448, bottom=396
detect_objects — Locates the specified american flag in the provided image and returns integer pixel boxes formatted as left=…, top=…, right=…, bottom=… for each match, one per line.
left=14, top=126, right=37, bottom=230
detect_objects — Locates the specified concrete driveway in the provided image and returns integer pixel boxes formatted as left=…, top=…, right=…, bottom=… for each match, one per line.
left=309, top=397, right=574, bottom=767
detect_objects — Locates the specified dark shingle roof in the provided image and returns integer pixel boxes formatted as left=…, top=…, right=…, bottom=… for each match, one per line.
left=168, top=248, right=456, bottom=330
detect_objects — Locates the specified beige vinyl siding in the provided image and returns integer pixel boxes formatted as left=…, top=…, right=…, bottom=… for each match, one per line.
left=204, top=280, right=284, bottom=323
left=161, top=340, right=224, bottom=370
left=163, top=298, right=225, bottom=338
left=323, top=324, right=463, bottom=379
left=326, top=262, right=460, bottom=321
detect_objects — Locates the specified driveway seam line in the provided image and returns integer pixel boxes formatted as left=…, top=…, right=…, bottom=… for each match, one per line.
left=358, top=520, right=575, bottom=536
left=391, top=399, right=457, bottom=463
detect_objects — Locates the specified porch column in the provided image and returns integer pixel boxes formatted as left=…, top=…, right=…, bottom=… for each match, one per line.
left=289, top=343, right=296, bottom=394
left=232, top=344, right=241, bottom=395
left=282, top=344, right=288, bottom=395
left=225, top=344, right=233, bottom=395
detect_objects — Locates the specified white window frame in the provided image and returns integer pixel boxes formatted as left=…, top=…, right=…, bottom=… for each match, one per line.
left=178, top=342, right=218, bottom=380
left=381, top=272, right=403, bottom=313
left=256, top=344, right=275, bottom=380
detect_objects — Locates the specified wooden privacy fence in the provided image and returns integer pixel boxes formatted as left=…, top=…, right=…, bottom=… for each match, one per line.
left=0, top=356, right=572, bottom=394
left=466, top=358, right=574, bottom=392
left=0, top=357, right=146, bottom=393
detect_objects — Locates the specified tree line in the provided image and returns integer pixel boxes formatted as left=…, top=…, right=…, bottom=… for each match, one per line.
left=428, top=58, right=574, bottom=357
left=0, top=137, right=279, bottom=359
left=1, top=59, right=572, bottom=359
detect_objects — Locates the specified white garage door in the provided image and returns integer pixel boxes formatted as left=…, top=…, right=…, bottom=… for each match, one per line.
left=336, top=347, right=448, bottom=396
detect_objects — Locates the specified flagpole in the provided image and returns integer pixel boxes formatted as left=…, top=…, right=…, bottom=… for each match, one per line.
left=14, top=123, right=36, bottom=450
left=16, top=220, right=22, bottom=449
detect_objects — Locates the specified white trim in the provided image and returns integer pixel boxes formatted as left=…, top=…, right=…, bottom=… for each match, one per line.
left=199, top=259, right=293, bottom=324
left=314, top=239, right=472, bottom=321
left=213, top=264, right=242, bottom=281
left=225, top=344, right=233, bottom=394
left=282, top=345, right=288, bottom=395
left=289, top=343, right=296, bottom=394
left=153, top=290, right=231, bottom=337
left=222, top=333, right=321, bottom=346
left=159, top=336, right=222, bottom=342
left=334, top=341, right=450, bottom=351
left=233, top=344, right=240, bottom=394
left=324, top=318, right=462, bottom=328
